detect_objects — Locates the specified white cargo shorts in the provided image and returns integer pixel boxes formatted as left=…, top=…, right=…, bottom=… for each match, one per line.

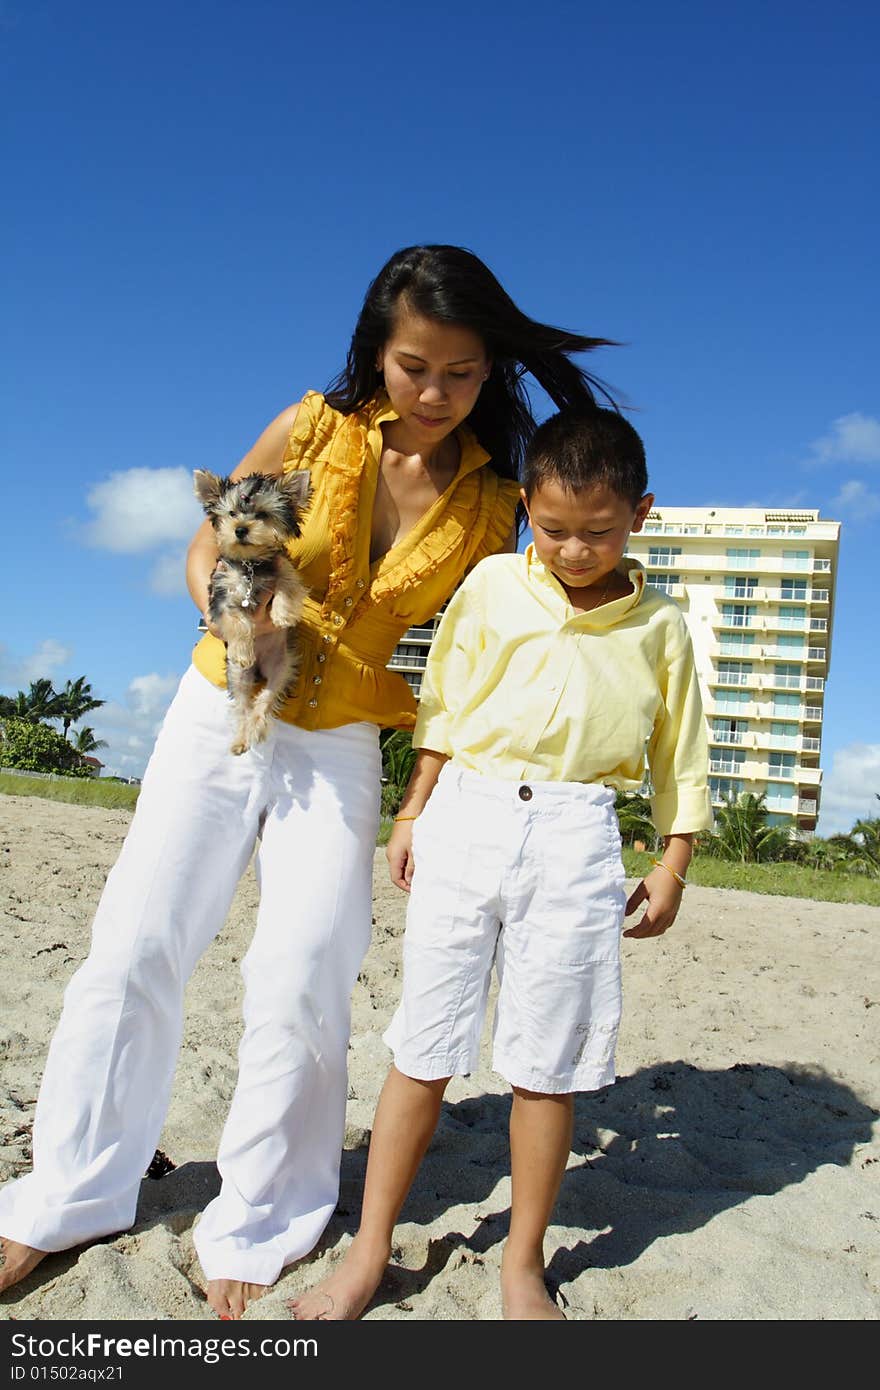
left=384, top=763, right=627, bottom=1094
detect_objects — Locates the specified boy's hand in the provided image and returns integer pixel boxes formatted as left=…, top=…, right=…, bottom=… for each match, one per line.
left=386, top=820, right=416, bottom=892
left=623, top=866, right=683, bottom=938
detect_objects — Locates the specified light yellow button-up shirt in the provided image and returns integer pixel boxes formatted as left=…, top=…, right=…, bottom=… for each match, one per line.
left=413, top=546, right=713, bottom=836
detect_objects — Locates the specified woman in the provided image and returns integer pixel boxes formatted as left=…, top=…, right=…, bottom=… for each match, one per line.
left=0, top=245, right=615, bottom=1319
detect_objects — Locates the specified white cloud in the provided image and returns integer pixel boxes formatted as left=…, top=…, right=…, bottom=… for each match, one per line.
left=149, top=547, right=190, bottom=596
left=807, top=412, right=880, bottom=467
left=90, top=672, right=182, bottom=778
left=82, top=467, right=202, bottom=553
left=817, top=743, right=880, bottom=836
left=830, top=479, right=880, bottom=519
left=0, top=638, right=73, bottom=690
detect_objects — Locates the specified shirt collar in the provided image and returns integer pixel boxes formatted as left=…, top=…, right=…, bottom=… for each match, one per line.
left=525, top=543, right=646, bottom=626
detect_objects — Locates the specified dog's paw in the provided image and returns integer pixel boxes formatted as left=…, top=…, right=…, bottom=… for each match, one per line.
left=250, top=712, right=271, bottom=745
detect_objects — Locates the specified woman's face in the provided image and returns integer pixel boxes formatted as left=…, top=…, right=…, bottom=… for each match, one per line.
left=377, top=304, right=490, bottom=450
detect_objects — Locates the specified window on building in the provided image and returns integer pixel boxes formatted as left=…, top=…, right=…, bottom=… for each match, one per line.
left=647, top=572, right=680, bottom=593
left=714, top=688, right=751, bottom=712
left=724, top=576, right=758, bottom=598
left=772, top=692, right=801, bottom=714
left=747, top=526, right=765, bottom=536
left=710, top=776, right=745, bottom=802
left=647, top=545, right=682, bottom=566
left=724, top=525, right=744, bottom=535
left=787, top=525, right=807, bottom=535
left=720, top=632, right=755, bottom=654
left=777, top=604, right=806, bottom=629
left=774, top=663, right=802, bottom=689
left=721, top=603, right=757, bottom=627
left=712, top=718, right=748, bottom=743
left=768, top=751, right=797, bottom=777
left=765, top=780, right=796, bottom=808
left=717, top=660, right=753, bottom=685
left=770, top=721, right=798, bottom=745
left=780, top=578, right=807, bottom=600
left=643, top=522, right=663, bottom=534
left=710, top=748, right=747, bottom=773
left=767, top=525, right=786, bottom=535
left=777, top=633, right=806, bottom=653
left=782, top=549, right=810, bottom=571
left=726, top=547, right=760, bottom=568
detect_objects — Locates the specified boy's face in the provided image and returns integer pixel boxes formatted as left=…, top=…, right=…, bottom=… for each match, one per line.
left=520, top=478, right=654, bottom=596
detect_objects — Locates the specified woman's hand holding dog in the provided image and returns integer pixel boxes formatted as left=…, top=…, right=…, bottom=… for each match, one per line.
left=204, top=587, right=279, bottom=642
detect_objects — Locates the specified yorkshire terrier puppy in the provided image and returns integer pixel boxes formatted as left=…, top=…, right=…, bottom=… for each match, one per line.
left=194, top=468, right=311, bottom=755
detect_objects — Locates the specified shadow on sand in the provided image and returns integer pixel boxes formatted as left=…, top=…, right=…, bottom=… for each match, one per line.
left=318, top=1059, right=877, bottom=1312
left=3, top=1060, right=874, bottom=1315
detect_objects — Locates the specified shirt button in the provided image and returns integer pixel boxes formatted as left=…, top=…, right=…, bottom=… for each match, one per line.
left=356, top=578, right=365, bottom=589
left=344, top=596, right=353, bottom=607
left=323, top=633, right=332, bottom=644
left=316, top=653, right=326, bottom=663
left=332, top=614, right=343, bottom=626
left=518, top=785, right=533, bottom=801
left=308, top=698, right=318, bottom=708
left=313, top=675, right=322, bottom=685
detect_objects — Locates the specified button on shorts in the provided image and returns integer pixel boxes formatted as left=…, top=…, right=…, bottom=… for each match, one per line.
left=383, top=764, right=627, bottom=1094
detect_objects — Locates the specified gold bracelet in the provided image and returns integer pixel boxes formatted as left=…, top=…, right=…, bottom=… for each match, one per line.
left=394, top=814, right=418, bottom=822
left=651, top=858, right=687, bottom=889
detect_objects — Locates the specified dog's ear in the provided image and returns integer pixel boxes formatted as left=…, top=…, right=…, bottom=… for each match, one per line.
left=193, top=470, right=223, bottom=510
left=279, top=469, right=311, bottom=511
left=279, top=469, right=311, bottom=537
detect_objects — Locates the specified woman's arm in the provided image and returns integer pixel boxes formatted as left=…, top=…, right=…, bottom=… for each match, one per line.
left=186, top=403, right=301, bottom=636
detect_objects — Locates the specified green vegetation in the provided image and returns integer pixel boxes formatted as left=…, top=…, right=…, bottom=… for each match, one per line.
left=622, top=848, right=880, bottom=905
left=1, top=674, right=108, bottom=778
left=0, top=719, right=91, bottom=777
left=0, top=771, right=140, bottom=810
left=379, top=729, right=417, bottom=819
left=3, top=700, right=877, bottom=904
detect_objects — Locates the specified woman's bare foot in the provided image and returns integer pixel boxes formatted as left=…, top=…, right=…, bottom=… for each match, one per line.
left=206, top=1279, right=267, bottom=1319
left=287, top=1235, right=390, bottom=1321
left=0, top=1239, right=48, bottom=1293
left=501, top=1260, right=566, bottom=1320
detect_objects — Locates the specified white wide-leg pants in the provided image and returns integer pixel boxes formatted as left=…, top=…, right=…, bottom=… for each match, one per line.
left=0, top=666, right=381, bottom=1285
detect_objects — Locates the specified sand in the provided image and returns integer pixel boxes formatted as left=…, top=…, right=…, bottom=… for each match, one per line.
left=1, top=793, right=878, bottom=1321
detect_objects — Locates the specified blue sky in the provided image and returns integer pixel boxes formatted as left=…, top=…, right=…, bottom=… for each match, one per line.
left=2, top=0, right=878, bottom=833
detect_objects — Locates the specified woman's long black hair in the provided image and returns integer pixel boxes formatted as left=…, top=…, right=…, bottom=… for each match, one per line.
left=324, top=244, right=617, bottom=485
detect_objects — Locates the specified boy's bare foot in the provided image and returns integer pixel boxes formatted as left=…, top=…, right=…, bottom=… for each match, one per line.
left=206, top=1279, right=267, bottom=1319
left=501, top=1262, right=566, bottom=1320
left=287, top=1235, right=390, bottom=1321
left=0, top=1239, right=48, bottom=1293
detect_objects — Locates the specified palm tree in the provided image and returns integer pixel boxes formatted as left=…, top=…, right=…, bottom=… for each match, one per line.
left=57, top=677, right=106, bottom=740
left=18, top=678, right=65, bottom=723
left=72, top=726, right=108, bottom=755
left=379, top=729, right=417, bottom=819
left=614, top=790, right=658, bottom=849
left=708, top=791, right=793, bottom=863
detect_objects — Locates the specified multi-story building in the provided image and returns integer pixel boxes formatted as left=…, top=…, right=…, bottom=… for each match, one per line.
left=625, top=506, right=839, bottom=833
left=387, top=614, right=444, bottom=700
left=387, top=506, right=840, bottom=835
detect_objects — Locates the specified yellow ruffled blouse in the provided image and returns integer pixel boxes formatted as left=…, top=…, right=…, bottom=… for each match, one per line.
left=192, top=391, right=521, bottom=731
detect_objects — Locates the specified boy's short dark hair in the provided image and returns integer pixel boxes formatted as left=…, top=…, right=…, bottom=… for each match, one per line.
left=523, top=408, right=648, bottom=507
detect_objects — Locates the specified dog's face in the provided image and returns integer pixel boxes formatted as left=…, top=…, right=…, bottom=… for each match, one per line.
left=194, top=470, right=311, bottom=559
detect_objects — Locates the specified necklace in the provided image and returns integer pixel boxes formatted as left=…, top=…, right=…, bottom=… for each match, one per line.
left=239, top=560, right=256, bottom=609
left=573, top=569, right=613, bottom=614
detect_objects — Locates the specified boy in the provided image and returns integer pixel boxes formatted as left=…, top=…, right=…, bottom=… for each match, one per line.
left=290, top=408, right=712, bottom=1321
